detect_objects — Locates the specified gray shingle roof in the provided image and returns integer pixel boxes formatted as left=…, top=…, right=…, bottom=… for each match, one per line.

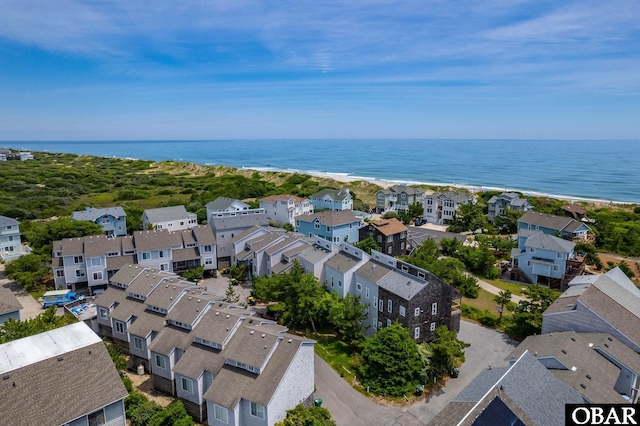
left=524, top=233, right=576, bottom=253
left=173, top=343, right=225, bottom=380
left=205, top=197, right=247, bottom=212
left=70, top=206, right=126, bottom=222
left=296, top=210, right=359, bottom=226
left=377, top=270, right=428, bottom=301
left=519, top=210, right=590, bottom=233
left=165, top=291, right=219, bottom=326
left=0, top=215, right=19, bottom=227
left=324, top=251, right=363, bottom=273
left=148, top=325, right=193, bottom=356
left=143, top=205, right=190, bottom=223
left=296, top=244, right=334, bottom=264
left=0, top=286, right=22, bottom=315
left=192, top=225, right=216, bottom=245
left=133, top=229, right=183, bottom=252
left=126, top=270, right=174, bottom=299
left=0, top=323, right=128, bottom=426
left=209, top=213, right=269, bottom=231
left=310, top=188, right=351, bottom=201
left=191, top=308, right=249, bottom=348
left=145, top=282, right=196, bottom=311
left=354, top=260, right=393, bottom=284
left=171, top=247, right=200, bottom=262
left=109, top=264, right=146, bottom=287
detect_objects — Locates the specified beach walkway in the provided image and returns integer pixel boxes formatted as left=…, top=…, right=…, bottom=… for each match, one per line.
left=468, top=273, right=527, bottom=304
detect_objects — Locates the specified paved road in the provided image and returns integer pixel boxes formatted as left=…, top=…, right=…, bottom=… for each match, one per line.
left=0, top=264, right=45, bottom=320
left=315, top=320, right=518, bottom=426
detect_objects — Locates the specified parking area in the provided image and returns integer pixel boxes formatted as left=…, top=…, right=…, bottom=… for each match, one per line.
left=407, top=226, right=466, bottom=248
left=198, top=273, right=254, bottom=304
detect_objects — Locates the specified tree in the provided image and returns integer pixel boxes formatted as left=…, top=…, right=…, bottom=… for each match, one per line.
left=3, top=253, right=50, bottom=290
left=447, top=202, right=488, bottom=234
left=508, top=285, right=558, bottom=339
left=148, top=401, right=194, bottom=426
left=359, top=323, right=422, bottom=396
left=452, top=273, right=480, bottom=298
left=180, top=266, right=204, bottom=282
left=327, top=292, right=368, bottom=346
left=494, top=210, right=523, bottom=234
left=408, top=202, right=424, bottom=219
left=21, top=217, right=104, bottom=255
left=493, top=290, right=512, bottom=324
left=275, top=404, right=336, bottom=426
left=421, top=326, right=470, bottom=379
left=440, top=237, right=463, bottom=257
left=382, top=211, right=398, bottom=219
left=354, top=236, right=381, bottom=255
left=224, top=282, right=240, bottom=304
left=0, top=307, right=75, bottom=343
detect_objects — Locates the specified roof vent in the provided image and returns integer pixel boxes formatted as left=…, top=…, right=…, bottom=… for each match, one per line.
left=571, top=366, right=577, bottom=371
left=562, top=349, right=567, bottom=354
left=197, top=299, right=201, bottom=303
left=571, top=337, right=576, bottom=342
left=604, top=343, right=609, bottom=348
left=250, top=330, right=255, bottom=335
left=188, top=297, right=192, bottom=300
left=586, top=374, right=591, bottom=380
left=566, top=304, right=574, bottom=307
left=264, top=345, right=267, bottom=349
left=580, top=383, right=587, bottom=389
left=607, top=337, right=613, bottom=341
left=146, top=274, right=149, bottom=277
left=226, top=315, right=230, bottom=319
left=166, top=284, right=169, bottom=288
left=57, top=357, right=64, bottom=362
left=288, top=339, right=292, bottom=343
left=216, top=312, right=219, bottom=316
left=588, top=343, right=593, bottom=347
left=2, top=375, right=9, bottom=380
left=261, top=333, right=266, bottom=338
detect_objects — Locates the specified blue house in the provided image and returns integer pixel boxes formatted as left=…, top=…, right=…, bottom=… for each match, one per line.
left=517, top=210, right=593, bottom=244
left=511, top=231, right=585, bottom=286
left=71, top=206, right=127, bottom=237
left=295, top=210, right=361, bottom=244
left=309, top=188, right=353, bottom=211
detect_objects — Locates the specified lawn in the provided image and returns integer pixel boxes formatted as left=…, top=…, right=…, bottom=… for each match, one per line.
left=313, top=333, right=360, bottom=386
left=480, top=277, right=529, bottom=295
left=461, top=288, right=508, bottom=314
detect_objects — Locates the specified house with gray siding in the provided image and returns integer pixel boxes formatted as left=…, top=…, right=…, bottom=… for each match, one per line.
left=542, top=267, right=640, bottom=353
left=375, top=185, right=424, bottom=214
left=487, top=192, right=532, bottom=223
left=210, top=213, right=269, bottom=269
left=0, top=286, right=22, bottom=324
left=517, top=210, right=593, bottom=243
left=293, top=238, right=339, bottom=281
left=309, top=188, right=353, bottom=211
left=323, top=244, right=370, bottom=298
left=507, top=331, right=640, bottom=403
left=428, top=351, right=585, bottom=426
left=359, top=217, right=408, bottom=257
left=0, top=322, right=128, bottom=426
left=0, top=215, right=29, bottom=262
left=71, top=206, right=127, bottom=236
left=295, top=210, right=361, bottom=244
left=142, top=205, right=197, bottom=231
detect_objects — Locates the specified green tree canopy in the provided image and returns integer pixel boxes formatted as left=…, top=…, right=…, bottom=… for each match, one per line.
left=353, top=236, right=381, bottom=255
left=447, top=202, right=488, bottom=234
left=21, top=217, right=104, bottom=255
left=275, top=403, right=336, bottom=426
left=359, top=323, right=422, bottom=396
left=3, top=253, right=50, bottom=290
left=420, top=325, right=470, bottom=380
left=0, top=307, right=76, bottom=344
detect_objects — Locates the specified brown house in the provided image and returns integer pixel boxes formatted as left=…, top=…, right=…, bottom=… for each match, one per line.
left=359, top=217, right=408, bottom=257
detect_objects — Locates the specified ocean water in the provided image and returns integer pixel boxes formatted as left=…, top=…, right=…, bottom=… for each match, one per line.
left=5, top=140, right=640, bottom=203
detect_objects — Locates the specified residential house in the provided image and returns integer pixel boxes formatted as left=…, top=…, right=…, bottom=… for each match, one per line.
left=295, top=210, right=361, bottom=243
left=0, top=215, right=29, bottom=262
left=428, top=351, right=585, bottom=426
left=71, top=206, right=127, bottom=236
left=19, top=152, right=34, bottom=160
left=142, top=205, right=197, bottom=231
left=561, top=204, right=588, bottom=221
left=487, top=192, right=532, bottom=223
left=423, top=191, right=476, bottom=225
left=94, top=267, right=315, bottom=425
left=517, top=210, right=594, bottom=243
left=322, top=244, right=370, bottom=298
left=510, top=231, right=585, bottom=286
left=359, top=217, right=408, bottom=257
left=259, top=194, right=313, bottom=226
left=294, top=238, right=340, bottom=282
left=354, top=251, right=462, bottom=342
left=0, top=322, right=128, bottom=426
left=210, top=212, right=269, bottom=269
left=309, top=188, right=353, bottom=211
left=542, top=267, right=640, bottom=353
left=53, top=226, right=215, bottom=292
left=507, top=331, right=640, bottom=403
left=0, top=286, right=22, bottom=324
left=206, top=197, right=265, bottom=223
left=375, top=185, right=424, bottom=213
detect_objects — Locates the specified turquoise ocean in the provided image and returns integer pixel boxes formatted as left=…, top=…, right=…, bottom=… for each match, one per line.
left=4, top=140, right=639, bottom=203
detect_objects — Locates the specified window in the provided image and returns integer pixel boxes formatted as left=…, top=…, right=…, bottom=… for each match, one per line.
left=203, top=245, right=212, bottom=253
left=326, top=226, right=331, bottom=232
left=530, top=248, right=535, bottom=253
left=373, top=321, right=378, bottom=330
left=56, top=270, right=64, bottom=277
left=250, top=402, right=265, bottom=419
left=133, top=336, right=143, bottom=350
left=114, top=321, right=125, bottom=334
left=75, top=269, right=85, bottom=277
left=181, top=377, right=194, bottom=394
left=378, top=300, right=383, bottom=312
left=296, top=220, right=300, bottom=227
left=377, top=235, right=382, bottom=243
left=373, top=297, right=378, bottom=308
left=432, top=302, right=438, bottom=315
left=93, top=272, right=103, bottom=281
left=331, top=276, right=334, bottom=288
left=338, top=280, right=342, bottom=287
left=527, top=260, right=532, bottom=267
left=377, top=321, right=382, bottom=329
left=553, top=265, right=560, bottom=272
left=141, top=252, right=151, bottom=260
left=74, top=255, right=83, bottom=264
left=214, top=405, right=228, bottom=423
left=160, top=263, right=169, bottom=271
left=401, top=242, right=405, bottom=250
left=387, top=246, right=393, bottom=254
left=430, top=322, right=436, bottom=331
left=87, top=409, right=105, bottom=426
left=387, top=300, right=392, bottom=313
left=205, top=258, right=213, bottom=265
left=315, top=222, right=320, bottom=229
left=414, top=327, right=420, bottom=339
left=357, top=283, right=362, bottom=292
left=415, top=307, right=420, bottom=317
left=159, top=250, right=165, bottom=258
left=557, top=252, right=563, bottom=259
left=399, top=306, right=406, bottom=316
left=99, top=307, right=108, bottom=319
left=387, top=235, right=393, bottom=243
left=365, top=288, right=370, bottom=299
left=155, top=354, right=166, bottom=369
left=387, top=319, right=392, bottom=327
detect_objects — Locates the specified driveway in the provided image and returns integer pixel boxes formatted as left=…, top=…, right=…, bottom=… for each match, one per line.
left=315, top=320, right=518, bottom=426
left=0, top=264, right=45, bottom=320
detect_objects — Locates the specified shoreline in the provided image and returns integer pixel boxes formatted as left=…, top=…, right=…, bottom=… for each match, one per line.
left=243, top=166, right=634, bottom=206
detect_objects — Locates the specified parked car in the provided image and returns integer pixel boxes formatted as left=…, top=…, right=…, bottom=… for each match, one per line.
left=414, top=218, right=427, bottom=226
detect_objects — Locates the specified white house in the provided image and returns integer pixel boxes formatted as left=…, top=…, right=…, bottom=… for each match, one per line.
left=142, top=205, right=197, bottom=231
left=259, top=194, right=314, bottom=226
left=487, top=192, right=532, bottom=223
left=423, top=191, right=476, bottom=225
left=0, top=215, right=29, bottom=262
left=309, top=188, right=353, bottom=211
left=206, top=197, right=265, bottom=223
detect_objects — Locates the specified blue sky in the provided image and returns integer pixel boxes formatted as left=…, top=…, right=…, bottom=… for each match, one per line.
left=1, top=0, right=639, bottom=140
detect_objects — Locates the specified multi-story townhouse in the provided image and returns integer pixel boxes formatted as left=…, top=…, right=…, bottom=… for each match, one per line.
left=0, top=322, right=128, bottom=426
left=71, top=206, right=128, bottom=236
left=375, top=185, right=424, bottom=214
left=309, top=188, right=353, bottom=211
left=358, top=217, right=408, bottom=257
left=259, top=194, right=314, bottom=226
left=295, top=210, right=361, bottom=243
left=486, top=192, right=532, bottom=223
left=142, top=205, right=198, bottom=231
left=511, top=230, right=584, bottom=286
left=423, top=191, right=476, bottom=225
left=294, top=238, right=339, bottom=281
left=210, top=213, right=269, bottom=269
left=517, top=210, right=594, bottom=243
left=0, top=215, right=28, bottom=262
left=322, top=244, right=370, bottom=298
left=206, top=196, right=265, bottom=223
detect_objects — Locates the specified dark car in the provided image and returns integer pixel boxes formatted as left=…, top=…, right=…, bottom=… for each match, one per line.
left=414, top=218, right=426, bottom=226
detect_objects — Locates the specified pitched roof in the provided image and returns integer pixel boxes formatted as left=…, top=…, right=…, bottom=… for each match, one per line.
left=431, top=191, right=475, bottom=203
left=324, top=251, right=364, bottom=274
left=259, top=194, right=307, bottom=204
left=143, top=205, right=191, bottom=223
left=192, top=225, right=216, bottom=245
left=172, top=343, right=225, bottom=380
left=366, top=218, right=408, bottom=236
left=206, top=197, right=249, bottom=211
left=310, top=188, right=351, bottom=201
left=0, top=215, right=19, bottom=227
left=355, top=260, right=393, bottom=284
left=0, top=322, right=128, bottom=426
left=83, top=234, right=124, bottom=257
left=133, top=229, right=183, bottom=252
left=145, top=281, right=196, bottom=311
left=0, top=286, right=22, bottom=315
left=70, top=206, right=126, bottom=221
left=295, top=243, right=334, bottom=264
left=209, top=213, right=269, bottom=231
left=148, top=325, right=193, bottom=356
left=165, top=291, right=219, bottom=326
left=377, top=270, right=429, bottom=301
left=519, top=210, right=581, bottom=232
left=190, top=308, right=249, bottom=348
left=524, top=233, right=576, bottom=253
left=296, top=210, right=359, bottom=226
